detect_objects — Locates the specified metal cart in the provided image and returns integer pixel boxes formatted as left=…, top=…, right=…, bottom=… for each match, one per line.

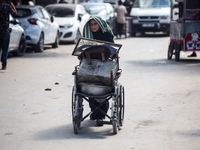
left=168, top=0, right=200, bottom=61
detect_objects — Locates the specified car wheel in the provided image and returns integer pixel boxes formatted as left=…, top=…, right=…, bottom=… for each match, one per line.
left=52, top=31, right=59, bottom=48
left=73, top=30, right=81, bottom=44
left=13, top=34, right=26, bottom=56
left=35, top=33, right=44, bottom=52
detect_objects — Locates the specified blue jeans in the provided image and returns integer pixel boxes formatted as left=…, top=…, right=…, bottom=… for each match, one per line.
left=0, top=32, right=10, bottom=67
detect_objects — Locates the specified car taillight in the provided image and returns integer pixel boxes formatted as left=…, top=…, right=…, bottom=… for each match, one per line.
left=28, top=18, right=38, bottom=25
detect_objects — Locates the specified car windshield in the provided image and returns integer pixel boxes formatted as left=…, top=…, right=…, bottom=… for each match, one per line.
left=83, top=5, right=106, bottom=16
left=133, top=0, right=170, bottom=8
left=15, top=9, right=32, bottom=18
left=46, top=7, right=75, bottom=17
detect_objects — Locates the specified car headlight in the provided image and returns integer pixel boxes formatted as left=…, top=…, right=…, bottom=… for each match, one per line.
left=160, top=15, right=169, bottom=19
left=64, top=22, right=73, bottom=29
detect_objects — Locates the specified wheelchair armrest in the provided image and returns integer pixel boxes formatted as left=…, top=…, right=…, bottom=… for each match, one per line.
left=72, top=65, right=79, bottom=75
left=116, top=69, right=122, bottom=79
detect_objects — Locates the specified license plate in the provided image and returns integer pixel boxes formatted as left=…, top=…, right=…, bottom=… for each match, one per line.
left=142, top=24, right=155, bottom=27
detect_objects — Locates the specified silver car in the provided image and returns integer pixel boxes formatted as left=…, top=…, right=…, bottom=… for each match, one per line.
left=9, top=15, right=26, bottom=56
left=14, top=5, right=60, bottom=52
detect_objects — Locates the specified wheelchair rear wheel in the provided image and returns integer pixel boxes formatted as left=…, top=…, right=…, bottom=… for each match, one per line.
left=119, top=85, right=125, bottom=126
left=112, top=95, right=119, bottom=134
left=72, top=86, right=83, bottom=134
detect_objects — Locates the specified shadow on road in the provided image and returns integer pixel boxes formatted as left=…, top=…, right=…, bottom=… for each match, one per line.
left=34, top=120, right=116, bottom=140
left=178, top=130, right=200, bottom=138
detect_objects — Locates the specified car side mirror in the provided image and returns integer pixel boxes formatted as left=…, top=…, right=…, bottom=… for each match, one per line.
left=78, top=14, right=82, bottom=21
left=50, top=15, right=54, bottom=22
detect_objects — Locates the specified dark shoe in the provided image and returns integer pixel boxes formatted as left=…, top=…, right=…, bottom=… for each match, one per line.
left=2, top=66, right=7, bottom=70
left=96, top=119, right=104, bottom=126
left=188, top=52, right=197, bottom=57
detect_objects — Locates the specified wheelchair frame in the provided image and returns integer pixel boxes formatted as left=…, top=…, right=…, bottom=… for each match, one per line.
left=71, top=38, right=125, bottom=134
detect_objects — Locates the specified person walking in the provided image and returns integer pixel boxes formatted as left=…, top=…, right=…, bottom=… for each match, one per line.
left=0, top=0, right=17, bottom=70
left=115, top=0, right=127, bottom=39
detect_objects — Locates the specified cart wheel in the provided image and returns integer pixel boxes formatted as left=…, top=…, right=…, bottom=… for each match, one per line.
left=113, top=119, right=118, bottom=134
left=111, top=94, right=119, bottom=134
left=119, top=86, right=125, bottom=126
left=175, top=44, right=181, bottom=61
left=167, top=42, right=173, bottom=60
left=72, top=86, right=83, bottom=134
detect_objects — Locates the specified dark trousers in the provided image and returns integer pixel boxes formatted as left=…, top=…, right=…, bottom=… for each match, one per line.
left=89, top=99, right=109, bottom=120
left=117, top=22, right=124, bottom=38
left=0, top=32, right=10, bottom=67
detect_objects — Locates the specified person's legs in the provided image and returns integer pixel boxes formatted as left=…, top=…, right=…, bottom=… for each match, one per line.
left=1, top=32, right=10, bottom=69
left=118, top=23, right=124, bottom=39
left=89, top=99, right=109, bottom=120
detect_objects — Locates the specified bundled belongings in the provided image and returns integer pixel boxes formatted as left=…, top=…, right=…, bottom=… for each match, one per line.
left=77, top=58, right=118, bottom=86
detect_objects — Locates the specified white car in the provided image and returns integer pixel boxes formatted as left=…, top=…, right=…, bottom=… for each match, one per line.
left=9, top=15, right=26, bottom=56
left=14, top=5, right=60, bottom=52
left=130, top=0, right=171, bottom=36
left=46, top=4, right=90, bottom=43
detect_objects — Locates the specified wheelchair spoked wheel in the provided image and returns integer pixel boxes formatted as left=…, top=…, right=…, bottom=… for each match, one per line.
left=72, top=86, right=83, bottom=134
left=119, top=85, right=125, bottom=126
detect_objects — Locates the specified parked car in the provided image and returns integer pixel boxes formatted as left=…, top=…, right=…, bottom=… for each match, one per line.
left=81, top=2, right=116, bottom=33
left=45, top=4, right=90, bottom=43
left=130, top=0, right=171, bottom=36
left=9, top=15, right=26, bottom=56
left=14, top=5, right=60, bottom=52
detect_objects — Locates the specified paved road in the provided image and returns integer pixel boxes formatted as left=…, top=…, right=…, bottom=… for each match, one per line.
left=1, top=34, right=200, bottom=150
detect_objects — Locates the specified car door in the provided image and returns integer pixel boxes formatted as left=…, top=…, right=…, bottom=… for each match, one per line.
left=40, top=7, right=57, bottom=44
left=106, top=3, right=116, bottom=30
left=9, top=15, right=21, bottom=51
left=78, top=5, right=90, bottom=34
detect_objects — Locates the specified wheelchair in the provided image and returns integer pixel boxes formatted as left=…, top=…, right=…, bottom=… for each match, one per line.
left=71, top=38, right=125, bottom=134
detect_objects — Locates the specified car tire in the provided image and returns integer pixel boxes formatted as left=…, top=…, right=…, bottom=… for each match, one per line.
left=35, top=33, right=44, bottom=52
left=52, top=31, right=59, bottom=48
left=73, top=30, right=81, bottom=44
left=13, top=34, right=26, bottom=56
